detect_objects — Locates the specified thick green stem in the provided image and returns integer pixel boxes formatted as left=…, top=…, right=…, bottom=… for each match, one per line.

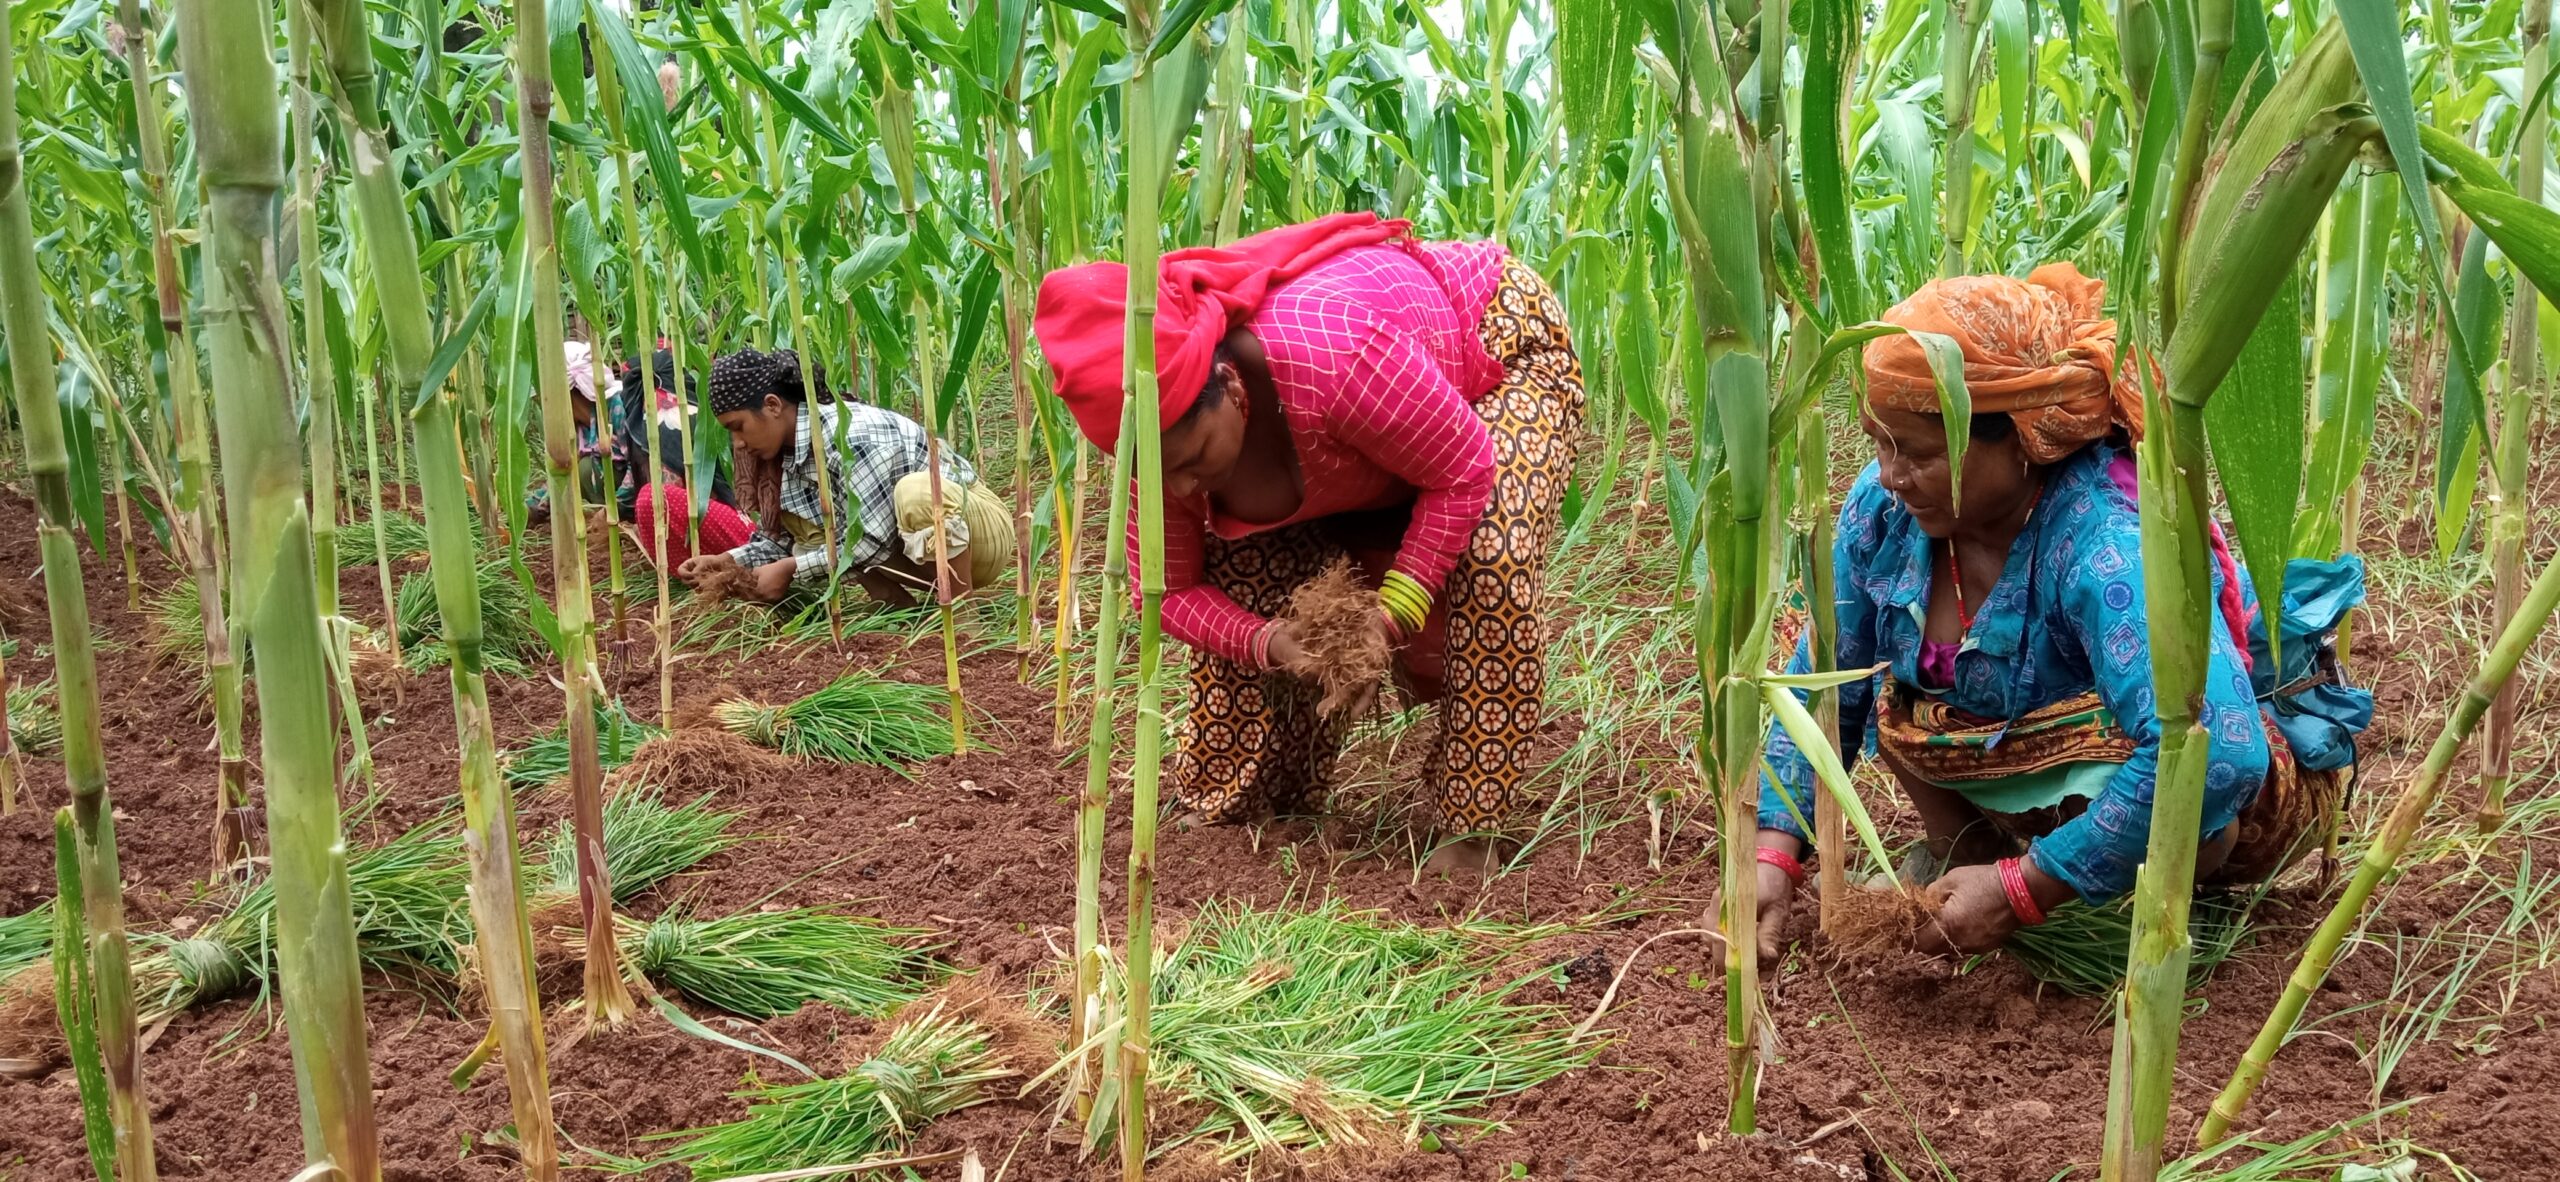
left=2205, top=549, right=2560, bottom=1141
left=2480, top=0, right=2549, bottom=832
left=170, top=0, right=378, bottom=1173
left=598, top=45, right=676, bottom=722
left=2100, top=394, right=2214, bottom=1182
left=118, top=0, right=248, bottom=868
left=1072, top=413, right=1134, bottom=1112
left=1120, top=1, right=1169, bottom=1172
left=521, top=0, right=633, bottom=1026
left=1798, top=403, right=1845, bottom=933
left=5, top=149, right=166, bottom=1182
left=5, top=13, right=159, bottom=1179
left=1937, top=0, right=1991, bottom=276
left=2154, top=0, right=2233, bottom=342
left=313, top=0, right=558, bottom=1170
left=993, top=114, right=1040, bottom=668
left=288, top=0, right=373, bottom=789
left=360, top=369, right=402, bottom=665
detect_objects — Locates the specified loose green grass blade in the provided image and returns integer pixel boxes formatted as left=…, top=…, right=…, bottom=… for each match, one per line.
left=2005, top=890, right=2263, bottom=996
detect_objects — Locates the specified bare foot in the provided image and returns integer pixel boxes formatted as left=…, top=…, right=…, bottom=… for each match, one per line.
left=1423, top=835, right=1498, bottom=882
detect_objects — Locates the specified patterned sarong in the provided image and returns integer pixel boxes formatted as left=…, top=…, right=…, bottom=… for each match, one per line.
left=1872, top=681, right=2344, bottom=885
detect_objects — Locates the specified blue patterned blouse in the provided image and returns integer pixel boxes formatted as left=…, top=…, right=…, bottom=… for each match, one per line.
left=1757, top=443, right=2270, bottom=903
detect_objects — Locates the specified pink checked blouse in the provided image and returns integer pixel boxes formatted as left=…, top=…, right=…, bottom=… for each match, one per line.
left=1129, top=239, right=1512, bottom=663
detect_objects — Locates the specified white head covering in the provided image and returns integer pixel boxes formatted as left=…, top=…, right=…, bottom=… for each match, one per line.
left=564, top=340, right=596, bottom=404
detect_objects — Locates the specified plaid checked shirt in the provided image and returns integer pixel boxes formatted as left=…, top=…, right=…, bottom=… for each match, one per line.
left=727, top=401, right=975, bottom=580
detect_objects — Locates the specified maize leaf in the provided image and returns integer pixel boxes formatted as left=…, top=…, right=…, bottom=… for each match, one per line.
left=1556, top=0, right=1643, bottom=151
left=2163, top=106, right=2376, bottom=402
left=2437, top=232, right=2496, bottom=557
left=1616, top=233, right=1669, bottom=437
left=2205, top=272, right=2304, bottom=656
left=1802, top=0, right=1866, bottom=325
left=1993, top=0, right=2028, bottom=184
left=2296, top=173, right=2398, bottom=563
left=2434, top=171, right=2560, bottom=309
left=2336, top=0, right=2486, bottom=522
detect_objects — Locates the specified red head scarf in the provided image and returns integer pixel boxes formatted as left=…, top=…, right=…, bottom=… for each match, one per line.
left=1031, top=212, right=1412, bottom=451
left=1862, top=262, right=2144, bottom=464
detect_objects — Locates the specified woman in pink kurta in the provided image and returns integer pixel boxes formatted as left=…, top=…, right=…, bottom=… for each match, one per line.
left=1034, top=213, right=1585, bottom=876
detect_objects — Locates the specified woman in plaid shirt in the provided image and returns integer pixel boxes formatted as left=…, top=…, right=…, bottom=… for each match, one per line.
left=1034, top=212, right=1584, bottom=877
left=674, top=349, right=1014, bottom=607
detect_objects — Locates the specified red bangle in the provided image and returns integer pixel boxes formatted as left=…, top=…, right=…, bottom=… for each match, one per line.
left=1755, top=846, right=1806, bottom=888
left=1999, top=856, right=2047, bottom=926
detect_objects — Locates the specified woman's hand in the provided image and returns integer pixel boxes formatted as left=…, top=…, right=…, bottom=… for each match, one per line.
left=1264, top=620, right=1310, bottom=670
left=1751, top=831, right=1801, bottom=968
left=746, top=559, right=797, bottom=602
left=676, top=552, right=738, bottom=588
left=1917, top=863, right=2018, bottom=955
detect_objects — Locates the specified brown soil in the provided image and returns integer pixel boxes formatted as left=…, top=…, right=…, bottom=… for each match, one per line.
left=0, top=464, right=2554, bottom=1181
left=1283, top=560, right=1390, bottom=717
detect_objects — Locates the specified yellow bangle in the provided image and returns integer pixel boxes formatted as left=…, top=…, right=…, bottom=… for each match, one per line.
left=1378, top=571, right=1432, bottom=636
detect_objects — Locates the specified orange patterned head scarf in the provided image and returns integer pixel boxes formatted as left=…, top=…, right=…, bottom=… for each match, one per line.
left=1860, top=262, right=2143, bottom=464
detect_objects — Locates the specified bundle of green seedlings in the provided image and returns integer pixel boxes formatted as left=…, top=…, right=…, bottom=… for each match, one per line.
left=714, top=670, right=953, bottom=766
left=0, top=790, right=739, bottom=1057
left=339, top=509, right=436, bottom=568
left=0, top=903, right=49, bottom=975
left=492, top=785, right=744, bottom=971
left=502, top=697, right=664, bottom=790
left=648, top=1002, right=1010, bottom=1177
left=1077, top=900, right=1597, bottom=1162
left=143, top=578, right=214, bottom=669
left=2004, top=888, right=2267, bottom=996
left=392, top=561, right=542, bottom=673
left=6, top=679, right=57, bottom=756
left=619, top=907, right=943, bottom=1019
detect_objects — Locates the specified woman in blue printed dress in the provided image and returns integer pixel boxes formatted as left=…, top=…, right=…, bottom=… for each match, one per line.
left=1752, top=265, right=2367, bottom=960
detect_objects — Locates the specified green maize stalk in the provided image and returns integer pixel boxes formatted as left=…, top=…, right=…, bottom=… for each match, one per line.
left=310, top=0, right=558, bottom=1171
left=115, top=0, right=250, bottom=869
left=287, top=0, right=375, bottom=790
left=2479, top=0, right=2549, bottom=833
left=520, top=0, right=634, bottom=1027
left=1937, top=0, right=1992, bottom=276
left=1073, top=403, right=1137, bottom=1114
left=172, top=0, right=381, bottom=1172
left=1120, top=1, right=1172, bottom=1174
left=1, top=11, right=158, bottom=1177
